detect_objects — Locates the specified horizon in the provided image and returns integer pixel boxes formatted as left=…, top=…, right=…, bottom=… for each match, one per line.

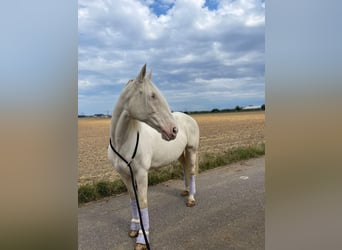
left=78, top=104, right=265, bottom=117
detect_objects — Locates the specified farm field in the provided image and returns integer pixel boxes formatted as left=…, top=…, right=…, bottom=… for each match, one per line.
left=78, top=111, right=265, bottom=186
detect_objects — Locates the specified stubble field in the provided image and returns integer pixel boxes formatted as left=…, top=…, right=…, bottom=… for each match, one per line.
left=78, top=111, right=265, bottom=186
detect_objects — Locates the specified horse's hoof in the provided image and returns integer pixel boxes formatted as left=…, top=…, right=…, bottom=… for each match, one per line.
left=181, top=190, right=189, bottom=196
left=134, top=243, right=147, bottom=250
left=186, top=199, right=196, bottom=207
left=129, top=230, right=139, bottom=238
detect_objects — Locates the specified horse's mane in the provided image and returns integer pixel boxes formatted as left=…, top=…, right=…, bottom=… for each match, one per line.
left=125, top=79, right=134, bottom=86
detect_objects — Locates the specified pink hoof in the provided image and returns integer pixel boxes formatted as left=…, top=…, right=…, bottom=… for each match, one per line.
left=181, top=190, right=189, bottom=197
left=186, top=199, right=196, bottom=207
left=129, top=230, right=139, bottom=238
left=135, top=243, right=147, bottom=250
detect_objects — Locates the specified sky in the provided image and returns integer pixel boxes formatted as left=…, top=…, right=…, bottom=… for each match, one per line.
left=78, top=0, right=265, bottom=115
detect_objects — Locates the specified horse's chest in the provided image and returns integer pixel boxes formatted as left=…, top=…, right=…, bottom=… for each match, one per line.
left=150, top=137, right=187, bottom=167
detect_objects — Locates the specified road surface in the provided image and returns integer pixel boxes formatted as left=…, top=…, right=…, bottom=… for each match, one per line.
left=78, top=157, right=264, bottom=250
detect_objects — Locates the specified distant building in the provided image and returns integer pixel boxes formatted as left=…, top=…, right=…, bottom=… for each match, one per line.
left=242, top=105, right=262, bottom=110
left=92, top=113, right=111, bottom=118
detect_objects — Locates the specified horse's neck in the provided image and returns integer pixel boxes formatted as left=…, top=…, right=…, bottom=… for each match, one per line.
left=110, top=99, right=139, bottom=150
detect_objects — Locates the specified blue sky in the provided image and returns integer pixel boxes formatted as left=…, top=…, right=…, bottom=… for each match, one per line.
left=78, top=0, right=265, bottom=115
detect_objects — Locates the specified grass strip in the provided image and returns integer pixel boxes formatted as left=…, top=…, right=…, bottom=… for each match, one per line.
left=78, top=143, right=264, bottom=204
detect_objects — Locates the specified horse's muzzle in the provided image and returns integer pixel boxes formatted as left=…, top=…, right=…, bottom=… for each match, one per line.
left=161, top=125, right=178, bottom=141
left=171, top=126, right=178, bottom=139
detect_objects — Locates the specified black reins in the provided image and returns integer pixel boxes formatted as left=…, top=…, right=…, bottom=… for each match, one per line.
left=109, top=132, right=140, bottom=166
left=109, top=132, right=151, bottom=250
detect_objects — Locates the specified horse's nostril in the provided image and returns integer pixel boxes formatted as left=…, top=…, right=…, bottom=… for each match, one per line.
left=172, top=127, right=178, bottom=134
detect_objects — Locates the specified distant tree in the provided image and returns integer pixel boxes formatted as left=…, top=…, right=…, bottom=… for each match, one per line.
left=211, top=108, right=220, bottom=113
left=261, top=104, right=265, bottom=110
left=235, top=105, right=242, bottom=111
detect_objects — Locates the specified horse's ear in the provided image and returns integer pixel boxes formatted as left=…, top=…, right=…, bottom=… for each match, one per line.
left=136, top=64, right=147, bottom=82
left=146, top=70, right=152, bottom=80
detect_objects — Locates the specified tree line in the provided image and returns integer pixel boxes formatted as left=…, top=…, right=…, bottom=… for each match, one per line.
left=184, top=104, right=265, bottom=114
left=78, top=104, right=265, bottom=117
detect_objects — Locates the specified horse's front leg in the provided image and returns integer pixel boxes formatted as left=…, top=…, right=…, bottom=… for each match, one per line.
left=116, top=170, right=141, bottom=238
left=134, top=170, right=149, bottom=250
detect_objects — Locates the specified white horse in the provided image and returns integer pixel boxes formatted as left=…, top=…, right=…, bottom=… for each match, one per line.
left=108, top=64, right=199, bottom=250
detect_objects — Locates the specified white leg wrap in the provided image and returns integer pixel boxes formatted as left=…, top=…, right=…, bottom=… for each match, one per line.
left=190, top=175, right=196, bottom=196
left=136, top=208, right=149, bottom=244
left=130, top=200, right=140, bottom=231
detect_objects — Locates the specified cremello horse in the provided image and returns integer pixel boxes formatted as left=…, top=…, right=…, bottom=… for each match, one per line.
left=108, top=64, right=199, bottom=250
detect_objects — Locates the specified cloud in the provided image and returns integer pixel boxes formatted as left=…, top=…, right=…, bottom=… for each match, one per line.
left=78, top=0, right=265, bottom=114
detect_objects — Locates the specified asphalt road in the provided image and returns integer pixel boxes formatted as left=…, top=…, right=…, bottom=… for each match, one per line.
left=78, top=157, right=264, bottom=250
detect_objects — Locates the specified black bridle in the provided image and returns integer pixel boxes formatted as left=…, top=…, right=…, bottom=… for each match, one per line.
left=109, top=132, right=151, bottom=250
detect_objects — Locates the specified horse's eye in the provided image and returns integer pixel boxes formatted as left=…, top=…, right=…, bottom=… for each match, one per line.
left=151, top=93, right=156, bottom=99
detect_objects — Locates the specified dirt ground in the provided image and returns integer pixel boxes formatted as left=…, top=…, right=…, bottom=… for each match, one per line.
left=78, top=111, right=265, bottom=186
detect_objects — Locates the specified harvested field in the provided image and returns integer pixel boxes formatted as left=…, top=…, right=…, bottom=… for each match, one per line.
left=78, top=111, right=265, bottom=186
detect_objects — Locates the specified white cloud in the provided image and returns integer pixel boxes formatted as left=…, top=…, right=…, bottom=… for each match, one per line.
left=78, top=79, right=92, bottom=89
left=245, top=14, right=264, bottom=26
left=78, top=0, right=265, bottom=113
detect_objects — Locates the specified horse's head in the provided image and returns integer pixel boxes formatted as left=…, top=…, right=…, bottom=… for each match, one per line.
left=126, top=64, right=178, bottom=141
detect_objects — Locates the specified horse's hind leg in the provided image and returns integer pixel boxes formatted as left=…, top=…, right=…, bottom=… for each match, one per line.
left=179, top=153, right=190, bottom=197
left=182, top=147, right=198, bottom=207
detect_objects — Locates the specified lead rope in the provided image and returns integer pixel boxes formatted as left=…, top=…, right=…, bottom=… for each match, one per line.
left=109, top=132, right=151, bottom=250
